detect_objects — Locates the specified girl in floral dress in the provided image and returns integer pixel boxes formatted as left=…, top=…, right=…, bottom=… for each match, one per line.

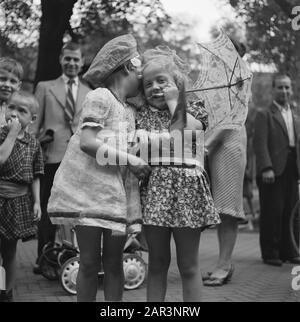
left=136, top=47, right=220, bottom=302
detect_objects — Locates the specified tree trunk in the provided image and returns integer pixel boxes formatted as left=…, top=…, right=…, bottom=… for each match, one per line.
left=35, top=0, right=77, bottom=85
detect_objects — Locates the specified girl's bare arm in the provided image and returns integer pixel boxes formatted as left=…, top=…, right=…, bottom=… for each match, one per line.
left=31, top=177, right=42, bottom=221
left=0, top=119, right=21, bottom=165
left=80, top=126, right=151, bottom=179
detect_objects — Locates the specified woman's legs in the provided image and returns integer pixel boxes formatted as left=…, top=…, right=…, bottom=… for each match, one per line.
left=0, top=238, right=18, bottom=294
left=102, top=230, right=127, bottom=302
left=203, top=214, right=237, bottom=285
left=173, top=228, right=202, bottom=302
left=76, top=226, right=102, bottom=302
left=144, top=225, right=171, bottom=302
left=215, top=213, right=238, bottom=271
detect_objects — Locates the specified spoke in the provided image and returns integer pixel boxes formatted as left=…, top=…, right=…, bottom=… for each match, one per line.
left=186, top=76, right=251, bottom=93
left=228, top=87, right=247, bottom=109
left=229, top=58, right=238, bottom=85
left=224, top=61, right=230, bottom=85
left=228, top=86, right=232, bottom=110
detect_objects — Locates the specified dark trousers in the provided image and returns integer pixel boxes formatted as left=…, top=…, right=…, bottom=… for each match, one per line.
left=257, top=149, right=299, bottom=260
left=37, top=163, right=60, bottom=261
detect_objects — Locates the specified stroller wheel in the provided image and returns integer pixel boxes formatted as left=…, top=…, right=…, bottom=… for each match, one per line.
left=38, top=246, right=62, bottom=281
left=123, top=254, right=146, bottom=290
left=57, top=249, right=78, bottom=267
left=60, top=256, right=80, bottom=295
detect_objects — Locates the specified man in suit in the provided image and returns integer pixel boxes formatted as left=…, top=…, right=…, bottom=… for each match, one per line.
left=32, top=42, right=90, bottom=273
left=254, top=74, right=300, bottom=266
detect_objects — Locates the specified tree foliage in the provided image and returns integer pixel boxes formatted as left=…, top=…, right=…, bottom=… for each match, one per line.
left=0, top=0, right=172, bottom=83
left=228, top=0, right=300, bottom=103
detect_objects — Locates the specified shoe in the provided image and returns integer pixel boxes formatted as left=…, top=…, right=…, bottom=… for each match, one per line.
left=263, top=259, right=283, bottom=266
left=238, top=219, right=249, bottom=226
left=284, top=257, right=300, bottom=264
left=202, top=272, right=212, bottom=281
left=32, top=264, right=42, bottom=275
left=0, top=289, right=13, bottom=302
left=203, top=264, right=234, bottom=287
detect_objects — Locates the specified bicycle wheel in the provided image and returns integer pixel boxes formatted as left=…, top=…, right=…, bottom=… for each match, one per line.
left=290, top=200, right=300, bottom=254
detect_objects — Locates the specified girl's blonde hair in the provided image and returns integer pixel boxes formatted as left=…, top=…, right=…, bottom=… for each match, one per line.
left=0, top=57, right=23, bottom=80
left=9, top=91, right=39, bottom=115
left=142, top=46, right=190, bottom=91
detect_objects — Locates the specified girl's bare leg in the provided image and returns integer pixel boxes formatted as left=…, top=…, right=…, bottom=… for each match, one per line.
left=76, top=226, right=102, bottom=302
left=144, top=225, right=171, bottom=302
left=173, top=228, right=202, bottom=302
left=102, top=230, right=127, bottom=302
left=0, top=238, right=18, bottom=293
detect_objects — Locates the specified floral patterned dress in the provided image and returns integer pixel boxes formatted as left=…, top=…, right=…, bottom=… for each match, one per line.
left=136, top=100, right=220, bottom=229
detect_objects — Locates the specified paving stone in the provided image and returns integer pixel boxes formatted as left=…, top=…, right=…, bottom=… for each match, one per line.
left=10, top=231, right=300, bottom=302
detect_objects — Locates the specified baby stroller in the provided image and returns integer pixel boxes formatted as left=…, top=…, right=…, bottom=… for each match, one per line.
left=37, top=225, right=147, bottom=295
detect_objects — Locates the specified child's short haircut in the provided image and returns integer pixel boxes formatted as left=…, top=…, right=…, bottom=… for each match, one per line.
left=9, top=90, right=39, bottom=115
left=0, top=57, right=24, bottom=80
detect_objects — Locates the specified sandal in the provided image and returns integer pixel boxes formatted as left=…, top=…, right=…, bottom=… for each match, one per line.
left=202, top=272, right=212, bottom=281
left=203, top=264, right=234, bottom=287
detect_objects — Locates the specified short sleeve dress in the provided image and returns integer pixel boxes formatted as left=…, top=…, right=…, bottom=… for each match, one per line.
left=48, top=88, right=142, bottom=233
left=0, top=127, right=44, bottom=240
left=136, top=100, right=220, bottom=229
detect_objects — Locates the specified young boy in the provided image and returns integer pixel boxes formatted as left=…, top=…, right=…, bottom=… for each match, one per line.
left=0, top=90, right=44, bottom=302
left=0, top=57, right=23, bottom=127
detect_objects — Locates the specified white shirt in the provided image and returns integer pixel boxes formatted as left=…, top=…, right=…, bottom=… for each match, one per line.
left=62, top=74, right=79, bottom=102
left=273, top=100, right=295, bottom=147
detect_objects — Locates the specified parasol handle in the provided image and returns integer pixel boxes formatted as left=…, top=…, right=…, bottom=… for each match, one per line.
left=186, top=76, right=252, bottom=93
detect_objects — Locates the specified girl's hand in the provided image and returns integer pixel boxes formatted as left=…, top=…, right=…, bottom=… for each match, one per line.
left=33, top=203, right=42, bottom=222
left=7, top=118, right=22, bottom=137
left=128, top=158, right=152, bottom=181
left=163, top=84, right=179, bottom=104
left=163, top=84, right=179, bottom=115
left=133, top=129, right=150, bottom=147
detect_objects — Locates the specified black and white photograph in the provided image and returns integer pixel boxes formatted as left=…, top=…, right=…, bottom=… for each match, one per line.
left=0, top=0, right=300, bottom=305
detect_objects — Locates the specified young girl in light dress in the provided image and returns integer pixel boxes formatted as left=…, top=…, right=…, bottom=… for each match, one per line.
left=47, top=35, right=150, bottom=302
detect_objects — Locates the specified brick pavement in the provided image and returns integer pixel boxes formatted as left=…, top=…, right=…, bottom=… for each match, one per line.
left=12, top=229, right=300, bottom=302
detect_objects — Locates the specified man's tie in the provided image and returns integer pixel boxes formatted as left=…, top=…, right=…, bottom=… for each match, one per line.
left=65, top=79, right=75, bottom=127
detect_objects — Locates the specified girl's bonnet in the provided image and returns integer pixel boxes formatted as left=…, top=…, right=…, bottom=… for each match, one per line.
left=83, top=34, right=140, bottom=88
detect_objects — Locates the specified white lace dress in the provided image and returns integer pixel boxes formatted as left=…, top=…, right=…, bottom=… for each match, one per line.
left=48, top=88, right=142, bottom=233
